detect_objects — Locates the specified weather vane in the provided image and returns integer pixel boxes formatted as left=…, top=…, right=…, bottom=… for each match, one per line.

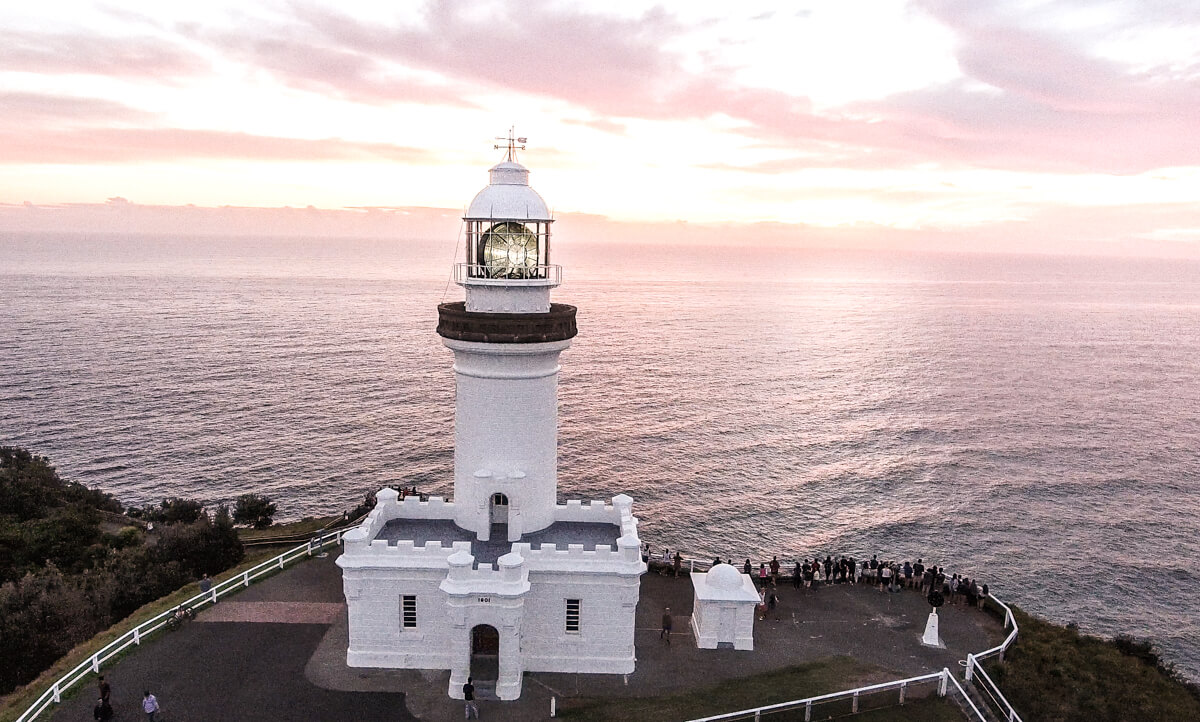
left=494, top=126, right=527, bottom=162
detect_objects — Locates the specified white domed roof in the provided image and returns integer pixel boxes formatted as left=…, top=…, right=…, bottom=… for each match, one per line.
left=707, top=563, right=744, bottom=591
left=466, top=160, right=552, bottom=221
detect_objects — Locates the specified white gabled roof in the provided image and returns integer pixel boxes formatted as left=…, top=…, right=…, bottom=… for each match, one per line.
left=465, top=161, right=552, bottom=221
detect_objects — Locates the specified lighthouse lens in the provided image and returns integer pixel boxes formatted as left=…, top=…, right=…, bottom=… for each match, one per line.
left=481, top=222, right=539, bottom=279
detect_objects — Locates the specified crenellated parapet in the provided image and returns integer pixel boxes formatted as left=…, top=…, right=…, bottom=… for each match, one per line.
left=514, top=535, right=644, bottom=574
left=440, top=550, right=531, bottom=596
left=340, top=532, right=472, bottom=569
left=351, top=487, right=458, bottom=542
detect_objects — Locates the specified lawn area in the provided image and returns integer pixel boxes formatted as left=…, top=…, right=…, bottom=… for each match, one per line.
left=557, top=657, right=963, bottom=722
left=237, top=515, right=339, bottom=541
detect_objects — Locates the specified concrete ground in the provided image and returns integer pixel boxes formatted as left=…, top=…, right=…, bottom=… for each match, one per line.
left=47, top=556, right=1001, bottom=722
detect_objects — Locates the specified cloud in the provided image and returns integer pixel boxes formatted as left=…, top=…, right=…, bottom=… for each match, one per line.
left=0, top=127, right=433, bottom=164
left=197, top=28, right=476, bottom=107
left=0, top=92, right=154, bottom=126
left=0, top=28, right=205, bottom=77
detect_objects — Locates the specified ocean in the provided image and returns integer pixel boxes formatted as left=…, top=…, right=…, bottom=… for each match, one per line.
left=2, top=233, right=1198, bottom=680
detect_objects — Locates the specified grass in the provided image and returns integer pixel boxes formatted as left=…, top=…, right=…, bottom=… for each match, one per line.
left=983, top=605, right=1200, bottom=722
left=556, top=657, right=962, bottom=722
left=0, top=546, right=318, bottom=722
left=236, top=515, right=339, bottom=541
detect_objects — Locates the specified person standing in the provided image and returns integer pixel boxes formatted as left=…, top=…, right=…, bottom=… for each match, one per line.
left=93, top=697, right=114, bottom=722
left=672, top=551, right=682, bottom=577
left=142, top=690, right=160, bottom=721
left=660, top=607, right=673, bottom=644
left=769, top=556, right=780, bottom=584
left=463, top=677, right=479, bottom=719
left=98, top=676, right=111, bottom=705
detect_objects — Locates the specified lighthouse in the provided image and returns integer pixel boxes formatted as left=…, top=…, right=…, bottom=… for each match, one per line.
left=337, top=133, right=646, bottom=701
left=437, top=131, right=575, bottom=543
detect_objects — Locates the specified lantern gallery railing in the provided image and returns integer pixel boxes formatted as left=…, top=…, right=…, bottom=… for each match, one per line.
left=454, top=263, right=562, bottom=284
left=14, top=529, right=348, bottom=722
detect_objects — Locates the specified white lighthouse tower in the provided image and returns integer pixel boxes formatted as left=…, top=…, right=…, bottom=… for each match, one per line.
left=440, top=131, right=572, bottom=543
left=338, top=133, right=646, bottom=702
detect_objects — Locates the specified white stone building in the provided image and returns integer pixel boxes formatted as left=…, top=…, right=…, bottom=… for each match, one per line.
left=690, top=564, right=760, bottom=650
left=337, top=136, right=647, bottom=701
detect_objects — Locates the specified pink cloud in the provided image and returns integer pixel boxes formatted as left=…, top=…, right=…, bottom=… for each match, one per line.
left=0, top=29, right=205, bottom=77
left=0, top=127, right=433, bottom=164
left=0, top=92, right=153, bottom=126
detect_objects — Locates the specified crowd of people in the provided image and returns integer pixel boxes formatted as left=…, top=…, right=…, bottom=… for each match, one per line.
left=642, top=545, right=991, bottom=612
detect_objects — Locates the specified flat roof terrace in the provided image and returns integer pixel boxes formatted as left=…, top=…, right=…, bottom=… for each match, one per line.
left=374, top=518, right=620, bottom=566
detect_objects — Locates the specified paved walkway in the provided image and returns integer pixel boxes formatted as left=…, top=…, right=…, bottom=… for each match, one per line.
left=48, top=556, right=1001, bottom=722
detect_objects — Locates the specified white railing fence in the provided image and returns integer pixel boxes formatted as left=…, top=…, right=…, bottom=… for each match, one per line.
left=686, top=669, right=976, bottom=722
left=14, top=529, right=346, bottom=722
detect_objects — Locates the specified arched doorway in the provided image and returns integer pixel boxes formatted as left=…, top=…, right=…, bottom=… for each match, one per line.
left=489, top=493, right=509, bottom=538
left=470, top=624, right=499, bottom=681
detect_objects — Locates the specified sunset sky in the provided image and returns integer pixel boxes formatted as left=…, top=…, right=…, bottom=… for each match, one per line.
left=2, top=0, right=1199, bottom=255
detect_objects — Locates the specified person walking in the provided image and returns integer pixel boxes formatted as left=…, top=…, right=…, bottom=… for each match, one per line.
left=660, top=607, right=673, bottom=644
left=93, top=697, right=114, bottom=722
left=463, top=677, right=479, bottom=719
left=98, top=676, right=111, bottom=704
left=142, top=690, right=160, bottom=721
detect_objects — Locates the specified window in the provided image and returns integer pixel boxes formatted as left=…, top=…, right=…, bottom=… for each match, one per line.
left=565, top=598, right=581, bottom=633
left=401, top=595, right=417, bottom=629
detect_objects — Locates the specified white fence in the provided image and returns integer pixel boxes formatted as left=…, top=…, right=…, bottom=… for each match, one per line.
left=14, top=529, right=347, bottom=722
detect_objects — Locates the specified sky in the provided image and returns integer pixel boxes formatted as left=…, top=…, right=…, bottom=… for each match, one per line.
left=2, top=0, right=1200, bottom=255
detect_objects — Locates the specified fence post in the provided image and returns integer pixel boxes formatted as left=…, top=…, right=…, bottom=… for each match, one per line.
left=805, top=701, right=812, bottom=721
left=899, top=681, right=906, bottom=705
left=938, top=669, right=948, bottom=697
left=243, top=570, right=250, bottom=587
left=278, top=555, right=285, bottom=569
left=52, top=681, right=61, bottom=703
left=91, top=654, right=100, bottom=673
left=134, top=627, right=141, bottom=645
left=965, top=654, right=975, bottom=682
left=852, top=691, right=859, bottom=713
left=753, top=710, right=761, bottom=721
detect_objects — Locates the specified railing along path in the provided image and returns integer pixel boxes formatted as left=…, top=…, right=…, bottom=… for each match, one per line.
left=14, top=529, right=347, bottom=722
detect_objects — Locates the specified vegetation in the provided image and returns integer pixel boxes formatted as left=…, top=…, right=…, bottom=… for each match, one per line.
left=233, top=492, right=277, bottom=529
left=0, top=447, right=243, bottom=696
left=986, top=606, right=1200, bottom=721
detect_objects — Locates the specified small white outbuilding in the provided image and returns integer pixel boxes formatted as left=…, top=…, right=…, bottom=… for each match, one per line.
left=689, top=563, right=760, bottom=650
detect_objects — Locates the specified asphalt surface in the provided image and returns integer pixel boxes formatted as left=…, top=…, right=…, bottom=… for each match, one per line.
left=46, top=555, right=1001, bottom=722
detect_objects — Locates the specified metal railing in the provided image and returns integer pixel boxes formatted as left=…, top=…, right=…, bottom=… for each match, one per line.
left=453, top=263, right=562, bottom=284
left=14, top=529, right=347, bottom=722
left=687, top=669, right=964, bottom=721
